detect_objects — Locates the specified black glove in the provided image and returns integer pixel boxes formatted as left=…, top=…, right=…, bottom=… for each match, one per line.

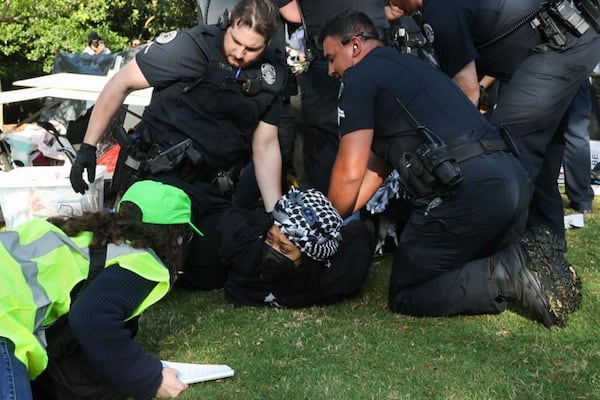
left=69, top=143, right=97, bottom=194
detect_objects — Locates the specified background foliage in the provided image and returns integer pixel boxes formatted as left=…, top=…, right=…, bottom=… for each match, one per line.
left=0, top=0, right=199, bottom=86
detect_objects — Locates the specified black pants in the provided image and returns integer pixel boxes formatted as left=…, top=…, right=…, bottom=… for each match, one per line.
left=490, top=30, right=600, bottom=242
left=388, top=153, right=529, bottom=317
left=153, top=172, right=232, bottom=290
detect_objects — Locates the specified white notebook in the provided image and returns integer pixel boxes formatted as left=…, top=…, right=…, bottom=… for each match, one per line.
left=160, top=360, right=235, bottom=384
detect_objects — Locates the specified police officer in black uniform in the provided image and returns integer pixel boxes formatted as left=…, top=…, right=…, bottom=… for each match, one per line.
left=278, top=0, right=389, bottom=194
left=319, top=10, right=581, bottom=328
left=389, top=0, right=600, bottom=247
left=69, top=0, right=286, bottom=290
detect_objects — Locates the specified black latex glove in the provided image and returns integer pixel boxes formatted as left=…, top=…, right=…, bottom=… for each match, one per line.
left=69, top=143, right=97, bottom=194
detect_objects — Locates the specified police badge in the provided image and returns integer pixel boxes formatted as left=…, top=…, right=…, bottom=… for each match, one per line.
left=422, top=23, right=434, bottom=44
left=156, top=30, right=178, bottom=44
left=261, top=63, right=277, bottom=85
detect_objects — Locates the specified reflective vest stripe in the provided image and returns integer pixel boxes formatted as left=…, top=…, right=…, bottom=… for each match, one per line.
left=105, top=243, right=170, bottom=319
left=0, top=229, right=89, bottom=345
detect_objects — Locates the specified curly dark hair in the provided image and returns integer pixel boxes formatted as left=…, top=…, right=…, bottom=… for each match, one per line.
left=47, top=202, right=188, bottom=285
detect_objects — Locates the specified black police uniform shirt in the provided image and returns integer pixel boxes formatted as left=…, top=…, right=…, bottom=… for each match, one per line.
left=421, top=0, right=543, bottom=80
left=217, top=207, right=374, bottom=308
left=135, top=25, right=286, bottom=170
left=337, top=47, right=496, bottom=162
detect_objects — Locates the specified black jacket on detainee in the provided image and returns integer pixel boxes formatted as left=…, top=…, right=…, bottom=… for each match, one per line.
left=217, top=207, right=375, bottom=308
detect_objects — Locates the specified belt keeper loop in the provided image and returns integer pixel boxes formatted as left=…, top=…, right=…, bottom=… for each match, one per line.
left=479, top=139, right=492, bottom=153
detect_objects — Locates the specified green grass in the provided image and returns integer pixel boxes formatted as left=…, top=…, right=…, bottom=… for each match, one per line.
left=138, top=198, right=600, bottom=399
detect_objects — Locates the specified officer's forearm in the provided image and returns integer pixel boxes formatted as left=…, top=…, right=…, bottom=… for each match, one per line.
left=83, top=90, right=128, bottom=147
left=83, top=80, right=131, bottom=147
left=255, top=153, right=281, bottom=212
left=356, top=156, right=391, bottom=211
left=83, top=60, right=149, bottom=147
left=328, top=176, right=361, bottom=218
left=253, top=122, right=282, bottom=212
left=453, top=60, right=480, bottom=106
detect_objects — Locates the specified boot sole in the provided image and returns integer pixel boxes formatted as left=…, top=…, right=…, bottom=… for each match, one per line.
left=521, top=226, right=582, bottom=328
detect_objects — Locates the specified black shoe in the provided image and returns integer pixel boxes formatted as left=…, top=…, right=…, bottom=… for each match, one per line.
left=491, top=226, right=581, bottom=328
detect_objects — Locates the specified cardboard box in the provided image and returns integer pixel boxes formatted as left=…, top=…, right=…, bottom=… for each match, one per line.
left=0, top=165, right=105, bottom=229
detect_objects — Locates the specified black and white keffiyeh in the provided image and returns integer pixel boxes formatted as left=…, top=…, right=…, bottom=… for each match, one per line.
left=272, top=187, right=343, bottom=261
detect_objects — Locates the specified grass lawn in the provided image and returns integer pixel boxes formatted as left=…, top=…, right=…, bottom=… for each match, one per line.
left=137, top=197, right=600, bottom=400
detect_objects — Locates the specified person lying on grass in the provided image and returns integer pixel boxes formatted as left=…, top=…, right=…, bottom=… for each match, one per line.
left=218, top=187, right=375, bottom=308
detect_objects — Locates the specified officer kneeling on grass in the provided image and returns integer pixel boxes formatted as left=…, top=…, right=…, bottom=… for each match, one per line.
left=318, top=10, right=581, bottom=328
left=0, top=181, right=202, bottom=400
left=218, top=187, right=375, bottom=308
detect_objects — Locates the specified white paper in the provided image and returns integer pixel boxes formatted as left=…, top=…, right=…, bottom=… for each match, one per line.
left=160, top=360, right=234, bottom=384
left=564, top=213, right=585, bottom=229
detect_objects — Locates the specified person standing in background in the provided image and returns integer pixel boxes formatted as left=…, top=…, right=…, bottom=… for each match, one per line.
left=562, top=80, right=595, bottom=214
left=83, top=32, right=112, bottom=55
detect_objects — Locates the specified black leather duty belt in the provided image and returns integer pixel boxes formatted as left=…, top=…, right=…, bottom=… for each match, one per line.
left=451, top=139, right=511, bottom=163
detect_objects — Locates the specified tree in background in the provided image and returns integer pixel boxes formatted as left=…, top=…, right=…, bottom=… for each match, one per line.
left=0, top=0, right=197, bottom=83
left=0, top=0, right=197, bottom=123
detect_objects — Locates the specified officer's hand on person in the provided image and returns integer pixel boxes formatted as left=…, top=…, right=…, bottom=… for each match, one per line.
left=156, top=367, right=188, bottom=398
left=69, top=143, right=97, bottom=194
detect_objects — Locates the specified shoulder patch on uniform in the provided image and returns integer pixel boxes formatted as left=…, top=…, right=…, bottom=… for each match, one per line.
left=156, top=30, right=178, bottom=44
left=261, top=63, right=277, bottom=86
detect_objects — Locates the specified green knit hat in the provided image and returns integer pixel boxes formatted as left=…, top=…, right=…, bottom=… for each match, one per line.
left=119, top=180, right=203, bottom=236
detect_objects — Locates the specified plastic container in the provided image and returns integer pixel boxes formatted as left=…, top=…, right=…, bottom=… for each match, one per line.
left=0, top=165, right=105, bottom=229
left=4, top=132, right=39, bottom=166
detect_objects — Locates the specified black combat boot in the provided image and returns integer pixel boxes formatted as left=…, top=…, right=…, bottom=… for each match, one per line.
left=490, top=226, right=582, bottom=328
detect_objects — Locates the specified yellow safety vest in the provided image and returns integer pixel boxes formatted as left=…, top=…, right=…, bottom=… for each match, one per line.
left=0, top=219, right=171, bottom=379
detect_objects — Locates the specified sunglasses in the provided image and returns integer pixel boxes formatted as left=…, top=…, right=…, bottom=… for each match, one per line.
left=341, top=31, right=380, bottom=45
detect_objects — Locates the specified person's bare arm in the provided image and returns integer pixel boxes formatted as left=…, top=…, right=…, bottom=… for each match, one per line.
left=328, top=129, right=373, bottom=218
left=355, top=153, right=392, bottom=209
left=452, top=60, right=480, bottom=105
left=253, top=121, right=282, bottom=212
left=279, top=0, right=301, bottom=23
left=82, top=58, right=150, bottom=147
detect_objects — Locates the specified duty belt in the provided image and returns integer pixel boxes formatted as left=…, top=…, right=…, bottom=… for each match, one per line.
left=451, top=139, right=511, bottom=163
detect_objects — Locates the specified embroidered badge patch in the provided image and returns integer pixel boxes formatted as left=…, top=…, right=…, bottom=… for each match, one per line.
left=261, top=63, right=277, bottom=85
left=156, top=30, right=178, bottom=44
